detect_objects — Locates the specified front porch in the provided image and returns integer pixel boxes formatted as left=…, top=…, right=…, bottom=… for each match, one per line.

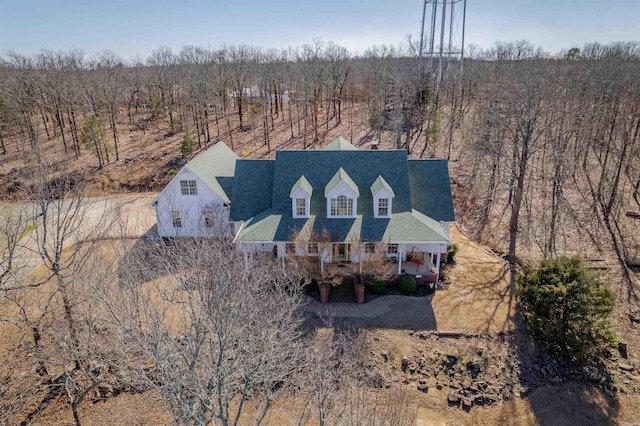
left=324, top=254, right=438, bottom=283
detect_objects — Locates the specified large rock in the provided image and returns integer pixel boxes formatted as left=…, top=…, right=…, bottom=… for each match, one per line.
left=401, top=357, right=410, bottom=372
left=462, top=398, right=473, bottom=410
left=447, top=392, right=459, bottom=404
left=417, top=382, right=429, bottom=393
left=619, top=363, right=634, bottom=372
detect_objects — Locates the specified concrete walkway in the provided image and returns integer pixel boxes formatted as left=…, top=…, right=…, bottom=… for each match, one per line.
left=301, top=294, right=437, bottom=330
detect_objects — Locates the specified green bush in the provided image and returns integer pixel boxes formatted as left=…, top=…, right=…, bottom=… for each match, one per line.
left=516, top=257, right=616, bottom=363
left=372, top=279, right=387, bottom=295
left=180, top=127, right=197, bottom=157
left=399, top=275, right=417, bottom=294
left=446, top=244, right=458, bottom=263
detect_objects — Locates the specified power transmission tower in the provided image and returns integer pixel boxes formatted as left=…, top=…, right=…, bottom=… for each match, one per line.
left=419, top=0, right=467, bottom=86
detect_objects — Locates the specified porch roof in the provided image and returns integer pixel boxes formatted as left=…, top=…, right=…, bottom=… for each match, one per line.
left=234, top=210, right=451, bottom=244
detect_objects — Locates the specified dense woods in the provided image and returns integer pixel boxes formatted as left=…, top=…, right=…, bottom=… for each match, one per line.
left=1, top=40, right=638, bottom=285
left=1, top=39, right=639, bottom=424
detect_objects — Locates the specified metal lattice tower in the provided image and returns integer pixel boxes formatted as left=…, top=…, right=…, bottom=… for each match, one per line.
left=418, top=0, right=467, bottom=85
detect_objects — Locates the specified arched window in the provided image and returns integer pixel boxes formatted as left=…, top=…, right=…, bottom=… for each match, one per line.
left=330, top=194, right=354, bottom=216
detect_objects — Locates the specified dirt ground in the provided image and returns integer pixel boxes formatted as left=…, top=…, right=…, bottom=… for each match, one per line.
left=433, top=225, right=515, bottom=333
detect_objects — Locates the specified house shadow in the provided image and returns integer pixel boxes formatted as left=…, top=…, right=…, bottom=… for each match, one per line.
left=300, top=292, right=437, bottom=334
left=116, top=226, right=185, bottom=288
left=511, top=301, right=620, bottom=425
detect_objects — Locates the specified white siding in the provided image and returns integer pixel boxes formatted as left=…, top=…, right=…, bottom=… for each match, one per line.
left=156, top=168, right=234, bottom=237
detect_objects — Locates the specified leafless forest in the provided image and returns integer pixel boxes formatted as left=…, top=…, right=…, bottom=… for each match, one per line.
left=1, top=40, right=639, bottom=424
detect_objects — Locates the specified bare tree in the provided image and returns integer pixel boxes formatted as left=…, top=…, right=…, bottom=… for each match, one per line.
left=108, top=236, right=307, bottom=426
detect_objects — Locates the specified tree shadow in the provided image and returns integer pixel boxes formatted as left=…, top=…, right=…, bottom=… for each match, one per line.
left=436, top=261, right=514, bottom=333
left=511, top=304, right=620, bottom=425
left=300, top=292, right=437, bottom=334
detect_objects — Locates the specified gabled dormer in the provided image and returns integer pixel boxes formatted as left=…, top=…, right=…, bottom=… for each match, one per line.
left=325, top=168, right=359, bottom=218
left=370, top=175, right=395, bottom=218
left=290, top=175, right=312, bottom=218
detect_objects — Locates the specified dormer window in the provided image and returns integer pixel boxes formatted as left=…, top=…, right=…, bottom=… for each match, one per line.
left=290, top=175, right=312, bottom=218
left=325, top=168, right=359, bottom=218
left=295, top=198, right=307, bottom=216
left=377, top=198, right=389, bottom=216
left=371, top=175, right=394, bottom=218
left=331, top=195, right=353, bottom=216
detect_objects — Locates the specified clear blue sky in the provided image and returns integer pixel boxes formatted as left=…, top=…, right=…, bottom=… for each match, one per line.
left=1, top=0, right=638, bottom=59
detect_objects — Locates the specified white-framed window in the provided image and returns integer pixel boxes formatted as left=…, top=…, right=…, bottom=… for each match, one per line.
left=378, top=198, right=389, bottom=217
left=330, top=195, right=354, bottom=217
left=203, top=210, right=214, bottom=228
left=285, top=243, right=296, bottom=255
left=171, top=211, right=182, bottom=228
left=387, top=244, right=398, bottom=254
left=295, top=198, right=307, bottom=216
left=180, top=180, right=197, bottom=195
left=307, top=242, right=318, bottom=255
left=365, top=243, right=376, bottom=254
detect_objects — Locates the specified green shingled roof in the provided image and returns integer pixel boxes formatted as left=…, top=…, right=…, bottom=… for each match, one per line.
left=408, top=160, right=455, bottom=221
left=230, top=139, right=456, bottom=244
left=230, top=159, right=275, bottom=221
left=324, top=167, right=360, bottom=196
left=185, top=141, right=239, bottom=203
left=370, top=175, right=395, bottom=197
left=234, top=211, right=451, bottom=244
left=290, top=175, right=313, bottom=197
left=324, top=136, right=359, bottom=151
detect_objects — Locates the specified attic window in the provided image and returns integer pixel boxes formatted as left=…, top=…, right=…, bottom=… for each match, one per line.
left=378, top=198, right=389, bottom=217
left=325, top=168, right=359, bottom=218
left=295, top=198, right=307, bottom=216
left=180, top=180, right=197, bottom=195
left=330, top=195, right=354, bottom=217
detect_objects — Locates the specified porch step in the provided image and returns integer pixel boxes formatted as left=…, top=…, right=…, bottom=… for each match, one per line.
left=329, top=277, right=357, bottom=303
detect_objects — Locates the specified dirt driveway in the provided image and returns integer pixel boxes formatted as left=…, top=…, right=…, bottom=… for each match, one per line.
left=432, top=225, right=515, bottom=333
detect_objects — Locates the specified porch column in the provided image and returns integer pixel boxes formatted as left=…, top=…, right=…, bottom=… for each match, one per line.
left=281, top=247, right=286, bottom=275
left=435, top=244, right=442, bottom=283
left=397, top=245, right=403, bottom=275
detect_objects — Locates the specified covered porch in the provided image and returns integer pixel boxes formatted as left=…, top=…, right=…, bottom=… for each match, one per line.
left=320, top=242, right=445, bottom=283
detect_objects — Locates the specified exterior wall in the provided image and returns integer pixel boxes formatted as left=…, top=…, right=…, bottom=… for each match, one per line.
left=237, top=242, right=277, bottom=253
left=156, top=168, right=233, bottom=238
left=326, top=181, right=358, bottom=218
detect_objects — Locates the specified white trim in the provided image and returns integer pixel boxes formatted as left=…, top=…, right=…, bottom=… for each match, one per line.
left=290, top=187, right=311, bottom=218
left=373, top=187, right=394, bottom=218
left=326, top=182, right=358, bottom=218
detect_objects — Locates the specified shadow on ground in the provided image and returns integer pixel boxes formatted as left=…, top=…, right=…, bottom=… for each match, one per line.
left=301, top=293, right=437, bottom=332
left=511, top=297, right=620, bottom=425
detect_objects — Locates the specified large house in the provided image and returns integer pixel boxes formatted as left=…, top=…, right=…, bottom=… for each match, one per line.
left=154, top=137, right=455, bottom=282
